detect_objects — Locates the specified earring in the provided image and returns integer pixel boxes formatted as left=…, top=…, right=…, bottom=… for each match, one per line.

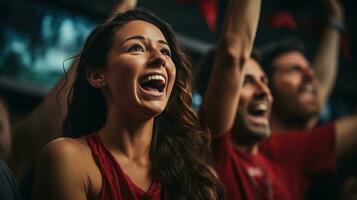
left=100, top=81, right=107, bottom=87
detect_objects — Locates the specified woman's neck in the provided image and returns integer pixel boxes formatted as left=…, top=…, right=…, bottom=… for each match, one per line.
left=98, top=110, right=154, bottom=164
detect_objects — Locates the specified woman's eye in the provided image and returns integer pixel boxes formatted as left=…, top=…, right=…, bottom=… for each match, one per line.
left=128, top=44, right=144, bottom=52
left=161, top=48, right=171, bottom=57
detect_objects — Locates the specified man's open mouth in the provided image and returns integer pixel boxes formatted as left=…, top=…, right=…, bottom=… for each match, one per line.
left=246, top=102, right=270, bottom=125
left=248, top=103, right=268, bottom=117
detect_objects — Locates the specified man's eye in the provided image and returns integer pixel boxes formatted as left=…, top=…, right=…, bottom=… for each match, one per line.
left=128, top=44, right=144, bottom=52
left=262, top=77, right=269, bottom=84
left=289, top=66, right=302, bottom=73
left=161, top=48, right=171, bottom=57
left=243, top=78, right=254, bottom=85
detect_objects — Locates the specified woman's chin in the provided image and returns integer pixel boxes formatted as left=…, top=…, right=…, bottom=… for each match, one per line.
left=139, top=103, right=166, bottom=118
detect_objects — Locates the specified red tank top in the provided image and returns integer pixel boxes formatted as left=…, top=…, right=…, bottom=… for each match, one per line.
left=87, top=134, right=162, bottom=200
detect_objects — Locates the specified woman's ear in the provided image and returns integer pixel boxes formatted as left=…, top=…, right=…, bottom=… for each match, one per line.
left=87, top=68, right=106, bottom=88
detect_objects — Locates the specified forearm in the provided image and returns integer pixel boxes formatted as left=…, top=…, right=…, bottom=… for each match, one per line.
left=313, top=25, right=340, bottom=107
left=218, top=0, right=261, bottom=58
left=111, top=0, right=137, bottom=14
left=313, top=0, right=344, bottom=108
left=200, top=0, right=261, bottom=136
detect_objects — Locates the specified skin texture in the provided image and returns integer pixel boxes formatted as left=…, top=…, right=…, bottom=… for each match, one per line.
left=270, top=0, right=344, bottom=132
left=112, top=0, right=137, bottom=13
left=266, top=0, right=357, bottom=160
left=270, top=51, right=319, bottom=130
left=33, top=20, right=176, bottom=200
left=0, top=98, right=10, bottom=159
left=89, top=20, right=176, bottom=120
left=231, top=59, right=272, bottom=153
left=200, top=0, right=261, bottom=138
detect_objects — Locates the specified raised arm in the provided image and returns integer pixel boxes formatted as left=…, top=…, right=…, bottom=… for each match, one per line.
left=200, top=0, right=261, bottom=137
left=111, top=0, right=137, bottom=14
left=313, top=0, right=344, bottom=109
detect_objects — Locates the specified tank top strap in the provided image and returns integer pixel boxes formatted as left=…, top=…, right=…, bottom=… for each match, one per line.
left=86, top=134, right=162, bottom=200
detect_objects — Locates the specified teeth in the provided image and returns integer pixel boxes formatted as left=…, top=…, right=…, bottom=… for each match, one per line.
left=302, top=84, right=314, bottom=93
left=142, top=74, right=165, bottom=84
left=255, top=104, right=267, bottom=112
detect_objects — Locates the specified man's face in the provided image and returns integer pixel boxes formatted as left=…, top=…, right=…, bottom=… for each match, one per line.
left=233, top=59, right=273, bottom=142
left=271, top=50, right=319, bottom=121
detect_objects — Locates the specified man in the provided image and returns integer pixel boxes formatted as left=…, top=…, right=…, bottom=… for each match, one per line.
left=261, top=0, right=346, bottom=133
left=198, top=0, right=357, bottom=199
left=0, top=159, right=21, bottom=200
left=260, top=38, right=357, bottom=158
left=259, top=1, right=357, bottom=197
left=199, top=53, right=342, bottom=199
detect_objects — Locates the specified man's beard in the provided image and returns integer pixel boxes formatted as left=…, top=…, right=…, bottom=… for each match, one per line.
left=233, top=113, right=271, bottom=145
left=272, top=91, right=320, bottom=127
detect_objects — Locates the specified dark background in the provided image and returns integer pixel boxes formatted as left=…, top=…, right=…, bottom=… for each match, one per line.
left=0, top=0, right=356, bottom=119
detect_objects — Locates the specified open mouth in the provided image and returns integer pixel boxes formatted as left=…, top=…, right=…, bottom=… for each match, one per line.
left=298, top=84, right=319, bottom=103
left=300, top=84, right=317, bottom=95
left=247, top=103, right=269, bottom=124
left=139, top=74, right=166, bottom=93
left=248, top=103, right=268, bottom=116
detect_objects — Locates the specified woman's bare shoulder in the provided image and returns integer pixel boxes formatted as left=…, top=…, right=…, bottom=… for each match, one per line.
left=36, top=136, right=96, bottom=176
left=41, top=137, right=89, bottom=160
left=33, top=137, right=93, bottom=199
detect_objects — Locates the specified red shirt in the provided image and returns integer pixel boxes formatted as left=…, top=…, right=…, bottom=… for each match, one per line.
left=87, top=134, right=161, bottom=200
left=214, top=123, right=336, bottom=200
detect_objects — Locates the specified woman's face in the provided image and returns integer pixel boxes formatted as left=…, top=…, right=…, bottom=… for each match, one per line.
left=101, top=20, right=176, bottom=118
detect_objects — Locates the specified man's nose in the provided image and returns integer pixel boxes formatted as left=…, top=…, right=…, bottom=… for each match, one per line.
left=303, top=67, right=316, bottom=81
left=254, top=82, right=269, bottom=98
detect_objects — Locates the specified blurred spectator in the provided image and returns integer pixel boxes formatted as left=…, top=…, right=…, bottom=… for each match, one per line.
left=0, top=97, right=11, bottom=159
left=259, top=0, right=357, bottom=198
left=197, top=0, right=357, bottom=199
left=260, top=0, right=344, bottom=133
left=6, top=1, right=137, bottom=199
left=0, top=159, right=21, bottom=200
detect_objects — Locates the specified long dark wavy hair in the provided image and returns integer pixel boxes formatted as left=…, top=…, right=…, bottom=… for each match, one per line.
left=63, top=8, right=223, bottom=200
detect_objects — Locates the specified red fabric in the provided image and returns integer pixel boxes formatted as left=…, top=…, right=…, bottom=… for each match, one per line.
left=198, top=0, right=217, bottom=32
left=214, top=123, right=336, bottom=200
left=87, top=134, right=161, bottom=200
left=175, top=0, right=217, bottom=32
left=265, top=11, right=298, bottom=30
left=341, top=33, right=350, bottom=59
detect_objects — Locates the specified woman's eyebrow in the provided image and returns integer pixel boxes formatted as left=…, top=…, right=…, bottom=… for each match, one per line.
left=123, top=35, right=145, bottom=44
left=122, top=35, right=168, bottom=46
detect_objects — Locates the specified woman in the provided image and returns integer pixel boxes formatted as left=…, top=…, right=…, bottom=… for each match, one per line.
left=32, top=8, right=223, bottom=200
